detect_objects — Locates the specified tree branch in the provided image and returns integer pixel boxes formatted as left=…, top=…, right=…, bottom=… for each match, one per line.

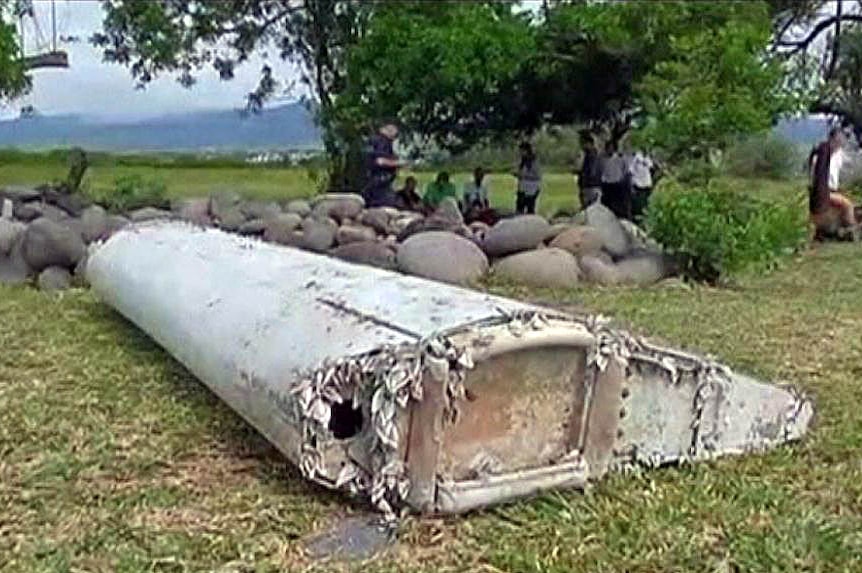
left=775, top=13, right=862, bottom=54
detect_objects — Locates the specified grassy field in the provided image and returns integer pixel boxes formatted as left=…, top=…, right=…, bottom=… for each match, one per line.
left=2, top=160, right=859, bottom=571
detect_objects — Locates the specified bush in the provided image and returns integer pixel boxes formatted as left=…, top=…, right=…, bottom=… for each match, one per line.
left=90, top=174, right=169, bottom=213
left=644, top=180, right=808, bottom=283
left=725, top=134, right=800, bottom=180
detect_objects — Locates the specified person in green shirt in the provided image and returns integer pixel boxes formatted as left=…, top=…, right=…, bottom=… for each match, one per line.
left=423, top=171, right=458, bottom=212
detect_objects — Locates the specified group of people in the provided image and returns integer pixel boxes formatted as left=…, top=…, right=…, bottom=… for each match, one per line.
left=576, top=132, right=657, bottom=221
left=361, top=120, right=657, bottom=223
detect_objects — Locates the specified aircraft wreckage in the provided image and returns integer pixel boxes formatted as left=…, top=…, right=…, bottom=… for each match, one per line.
left=86, top=221, right=814, bottom=519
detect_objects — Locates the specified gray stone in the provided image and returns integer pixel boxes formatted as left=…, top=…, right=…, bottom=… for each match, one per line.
left=330, top=241, right=397, bottom=270
left=619, top=219, right=661, bottom=251
left=209, top=191, right=242, bottom=220
left=50, top=193, right=89, bottom=217
left=172, top=198, right=212, bottom=226
left=42, top=203, right=72, bottom=223
left=336, top=224, right=377, bottom=246
left=72, top=253, right=89, bottom=287
left=0, top=219, right=26, bottom=255
left=13, top=202, right=43, bottom=222
left=615, top=252, right=676, bottom=286
left=105, top=215, right=130, bottom=236
left=79, top=205, right=109, bottom=244
left=22, top=218, right=86, bottom=272
left=397, top=231, right=489, bottom=286
left=238, top=218, right=268, bottom=236
left=129, top=207, right=172, bottom=223
left=492, top=248, right=581, bottom=288
left=262, top=213, right=303, bottom=244
left=0, top=238, right=31, bottom=284
left=302, top=219, right=338, bottom=253
left=311, top=193, right=365, bottom=223
left=578, top=255, right=620, bottom=286
left=37, top=266, right=73, bottom=292
left=285, top=199, right=312, bottom=217
left=216, top=207, right=246, bottom=232
left=481, top=215, right=551, bottom=258
left=2, top=185, right=41, bottom=203
left=584, top=203, right=630, bottom=258
left=1, top=198, right=12, bottom=219
left=390, top=213, right=424, bottom=236
left=549, top=226, right=605, bottom=257
left=435, top=197, right=464, bottom=224
left=240, top=200, right=282, bottom=221
left=545, top=223, right=570, bottom=243
left=359, top=208, right=392, bottom=235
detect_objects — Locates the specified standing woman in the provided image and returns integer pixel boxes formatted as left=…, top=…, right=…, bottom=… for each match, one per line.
left=515, top=142, right=542, bottom=214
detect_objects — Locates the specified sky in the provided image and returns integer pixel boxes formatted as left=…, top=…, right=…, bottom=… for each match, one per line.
left=4, top=0, right=304, bottom=121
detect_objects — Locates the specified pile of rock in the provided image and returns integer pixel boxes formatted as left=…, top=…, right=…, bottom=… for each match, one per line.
left=0, top=186, right=678, bottom=293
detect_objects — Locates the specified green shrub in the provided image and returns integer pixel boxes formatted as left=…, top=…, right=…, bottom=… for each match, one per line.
left=90, top=174, right=169, bottom=213
left=725, top=134, right=800, bottom=180
left=645, top=180, right=808, bottom=283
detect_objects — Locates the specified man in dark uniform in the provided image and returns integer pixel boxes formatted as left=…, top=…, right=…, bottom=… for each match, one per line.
left=363, top=121, right=404, bottom=208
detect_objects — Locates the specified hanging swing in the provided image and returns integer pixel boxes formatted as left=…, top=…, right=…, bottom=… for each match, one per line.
left=18, top=0, right=70, bottom=70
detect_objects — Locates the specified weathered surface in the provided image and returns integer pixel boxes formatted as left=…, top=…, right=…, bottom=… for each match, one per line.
left=584, top=203, right=630, bottom=258
left=0, top=219, right=26, bottom=254
left=85, top=221, right=813, bottom=519
left=285, top=199, right=312, bottom=217
left=493, top=248, right=581, bottom=288
left=263, top=213, right=303, bottom=245
left=312, top=193, right=365, bottom=223
left=550, top=226, right=605, bottom=257
left=0, top=238, right=31, bottom=284
left=240, top=200, right=282, bottom=221
left=481, top=215, right=551, bottom=257
left=336, top=224, right=377, bottom=246
left=330, top=241, right=397, bottom=271
left=358, top=208, right=391, bottom=235
left=37, top=266, right=73, bottom=291
left=578, top=254, right=620, bottom=286
left=13, top=202, right=43, bottom=222
left=22, top=218, right=86, bottom=272
left=397, top=231, right=488, bottom=285
left=172, top=198, right=211, bottom=226
left=129, top=207, right=172, bottom=223
left=615, top=251, right=676, bottom=286
left=79, top=205, right=109, bottom=244
left=302, top=218, right=338, bottom=252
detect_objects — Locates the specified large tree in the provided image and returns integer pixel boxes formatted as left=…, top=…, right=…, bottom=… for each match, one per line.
left=0, top=1, right=32, bottom=101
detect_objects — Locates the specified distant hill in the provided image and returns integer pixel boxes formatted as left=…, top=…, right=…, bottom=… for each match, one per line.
left=0, top=103, right=322, bottom=152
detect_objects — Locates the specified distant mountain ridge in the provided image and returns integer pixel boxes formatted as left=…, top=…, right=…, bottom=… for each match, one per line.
left=0, top=103, right=322, bottom=152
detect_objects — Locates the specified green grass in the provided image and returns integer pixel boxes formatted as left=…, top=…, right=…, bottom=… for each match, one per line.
left=2, top=161, right=859, bottom=571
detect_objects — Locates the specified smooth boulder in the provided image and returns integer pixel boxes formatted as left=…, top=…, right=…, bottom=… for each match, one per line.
left=79, top=205, right=109, bottom=244
left=358, top=208, right=392, bottom=235
left=263, top=213, right=303, bottom=245
left=0, top=219, right=26, bottom=254
left=397, top=231, right=488, bottom=286
left=215, top=207, right=246, bottom=231
left=481, top=215, right=551, bottom=257
left=238, top=219, right=268, bottom=236
left=22, top=218, right=86, bottom=272
left=302, top=218, right=338, bottom=252
left=209, top=191, right=242, bottom=220
left=330, top=241, right=397, bottom=271
left=240, top=200, right=281, bottom=221
left=285, top=199, right=312, bottom=217
left=615, top=251, right=676, bottom=286
left=13, top=202, right=43, bottom=222
left=336, top=224, right=377, bottom=246
left=173, top=198, right=212, bottom=226
left=129, top=207, right=172, bottom=223
left=549, top=226, right=605, bottom=257
left=493, top=248, right=581, bottom=288
left=311, top=193, right=365, bottom=223
left=584, top=203, right=630, bottom=258
left=38, top=266, right=73, bottom=292
left=578, top=254, right=620, bottom=286
left=0, top=239, right=31, bottom=284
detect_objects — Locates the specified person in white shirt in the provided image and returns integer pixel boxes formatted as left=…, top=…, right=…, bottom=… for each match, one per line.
left=628, top=150, right=655, bottom=221
left=808, top=127, right=857, bottom=240
left=462, top=166, right=496, bottom=224
left=514, top=142, right=542, bottom=214
left=600, top=140, right=631, bottom=219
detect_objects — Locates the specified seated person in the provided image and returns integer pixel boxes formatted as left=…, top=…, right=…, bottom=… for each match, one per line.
left=395, top=176, right=423, bottom=212
left=462, top=166, right=497, bottom=224
left=423, top=171, right=458, bottom=213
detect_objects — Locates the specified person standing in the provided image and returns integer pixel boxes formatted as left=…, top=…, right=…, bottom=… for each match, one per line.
left=362, top=121, right=405, bottom=208
left=462, top=166, right=496, bottom=224
left=600, top=140, right=631, bottom=220
left=808, top=127, right=858, bottom=239
left=515, top=142, right=542, bottom=214
left=577, top=132, right=603, bottom=210
left=629, top=149, right=655, bottom=221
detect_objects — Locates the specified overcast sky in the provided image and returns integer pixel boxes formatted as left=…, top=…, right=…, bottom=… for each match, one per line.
left=3, top=0, right=304, bottom=121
